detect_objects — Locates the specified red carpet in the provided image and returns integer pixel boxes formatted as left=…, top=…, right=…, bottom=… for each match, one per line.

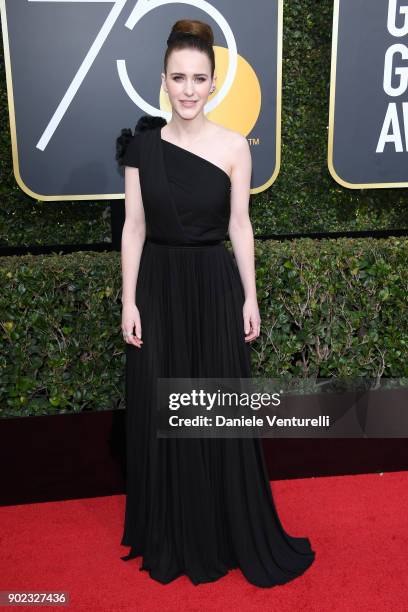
left=1, top=471, right=407, bottom=611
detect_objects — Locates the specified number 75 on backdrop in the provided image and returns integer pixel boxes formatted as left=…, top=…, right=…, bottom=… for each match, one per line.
left=0, top=0, right=282, bottom=201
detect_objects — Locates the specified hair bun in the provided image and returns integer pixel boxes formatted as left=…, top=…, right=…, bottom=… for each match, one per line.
left=168, top=19, right=214, bottom=47
left=116, top=115, right=167, bottom=166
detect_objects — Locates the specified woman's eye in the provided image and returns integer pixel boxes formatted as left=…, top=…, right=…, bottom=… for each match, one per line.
left=173, top=76, right=206, bottom=83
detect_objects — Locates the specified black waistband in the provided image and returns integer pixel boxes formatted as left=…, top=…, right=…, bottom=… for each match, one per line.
left=145, top=237, right=222, bottom=247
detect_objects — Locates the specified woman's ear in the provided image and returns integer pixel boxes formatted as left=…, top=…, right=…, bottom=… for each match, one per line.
left=161, top=72, right=168, bottom=94
left=210, top=75, right=217, bottom=93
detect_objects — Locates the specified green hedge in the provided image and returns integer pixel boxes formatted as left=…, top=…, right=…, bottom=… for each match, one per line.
left=1, top=237, right=407, bottom=417
left=1, top=0, right=408, bottom=247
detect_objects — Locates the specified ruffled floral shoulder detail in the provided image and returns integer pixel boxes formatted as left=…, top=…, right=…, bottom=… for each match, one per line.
left=116, top=114, right=167, bottom=166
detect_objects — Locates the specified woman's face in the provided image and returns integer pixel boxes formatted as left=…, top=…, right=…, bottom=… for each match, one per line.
left=162, top=47, right=215, bottom=119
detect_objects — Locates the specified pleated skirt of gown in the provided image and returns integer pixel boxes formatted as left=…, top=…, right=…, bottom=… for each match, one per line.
left=121, top=238, right=316, bottom=587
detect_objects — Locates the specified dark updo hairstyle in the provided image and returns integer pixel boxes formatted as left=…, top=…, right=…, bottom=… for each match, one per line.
left=164, top=19, right=215, bottom=77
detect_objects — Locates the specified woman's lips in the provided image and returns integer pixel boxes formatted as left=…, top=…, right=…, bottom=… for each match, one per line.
left=180, top=100, right=197, bottom=107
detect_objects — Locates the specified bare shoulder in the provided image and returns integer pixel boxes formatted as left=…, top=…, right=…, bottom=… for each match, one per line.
left=211, top=123, right=249, bottom=151
left=209, top=124, right=250, bottom=178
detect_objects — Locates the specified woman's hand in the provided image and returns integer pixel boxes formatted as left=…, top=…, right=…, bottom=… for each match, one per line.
left=122, top=302, right=143, bottom=348
left=243, top=295, right=261, bottom=343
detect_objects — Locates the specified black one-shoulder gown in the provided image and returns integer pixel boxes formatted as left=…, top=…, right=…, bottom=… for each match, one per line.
left=119, top=116, right=315, bottom=587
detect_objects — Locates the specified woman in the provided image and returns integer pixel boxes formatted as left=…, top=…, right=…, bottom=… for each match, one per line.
left=117, top=18, right=315, bottom=587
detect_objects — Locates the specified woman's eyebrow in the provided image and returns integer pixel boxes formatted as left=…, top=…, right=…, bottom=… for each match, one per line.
left=170, top=72, right=208, bottom=77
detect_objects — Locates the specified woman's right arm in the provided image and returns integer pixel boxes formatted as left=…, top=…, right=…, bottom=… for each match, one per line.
left=121, top=165, right=146, bottom=348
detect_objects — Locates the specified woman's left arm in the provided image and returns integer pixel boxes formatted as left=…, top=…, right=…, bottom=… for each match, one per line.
left=228, top=134, right=261, bottom=343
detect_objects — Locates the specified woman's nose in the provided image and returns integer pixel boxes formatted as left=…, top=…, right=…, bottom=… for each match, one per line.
left=184, top=81, right=195, bottom=95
